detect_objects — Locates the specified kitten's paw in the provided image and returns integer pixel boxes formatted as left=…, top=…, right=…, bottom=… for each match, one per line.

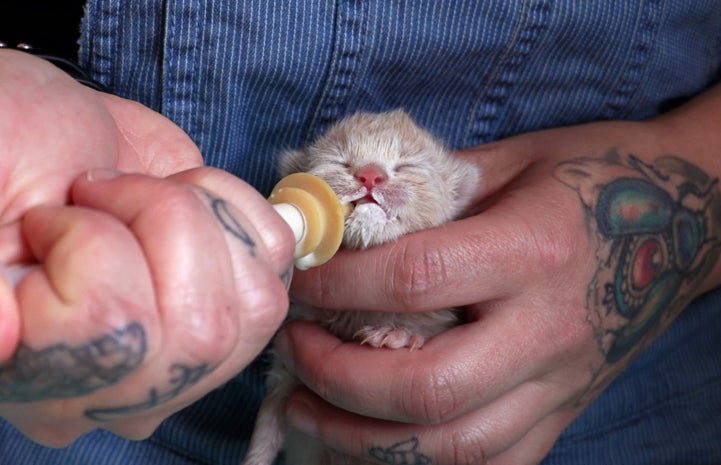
left=354, top=326, right=425, bottom=350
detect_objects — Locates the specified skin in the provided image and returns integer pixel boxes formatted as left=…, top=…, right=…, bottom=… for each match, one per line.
left=2, top=48, right=720, bottom=464
left=0, top=50, right=294, bottom=445
left=283, top=84, right=721, bottom=464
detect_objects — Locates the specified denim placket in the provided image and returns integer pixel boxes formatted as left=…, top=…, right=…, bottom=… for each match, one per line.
left=79, top=0, right=119, bottom=88
left=600, top=0, right=663, bottom=119
left=306, top=0, right=369, bottom=141
left=161, top=0, right=201, bottom=150
left=464, top=0, right=552, bottom=146
left=80, top=0, right=167, bottom=111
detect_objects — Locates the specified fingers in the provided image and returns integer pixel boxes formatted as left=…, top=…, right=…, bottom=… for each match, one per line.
left=288, top=142, right=526, bottom=312
left=19, top=204, right=157, bottom=344
left=0, top=205, right=159, bottom=444
left=484, top=412, right=575, bottom=465
left=277, top=297, right=592, bottom=427
left=169, top=167, right=295, bottom=277
left=0, top=168, right=292, bottom=444
left=290, top=162, right=588, bottom=314
left=70, top=168, right=290, bottom=363
left=283, top=375, right=576, bottom=465
left=289, top=212, right=524, bottom=313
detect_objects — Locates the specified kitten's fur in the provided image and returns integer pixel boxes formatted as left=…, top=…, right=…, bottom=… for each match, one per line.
left=242, top=110, right=480, bottom=465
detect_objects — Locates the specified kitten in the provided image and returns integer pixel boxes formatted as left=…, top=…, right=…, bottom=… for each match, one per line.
left=242, top=110, right=480, bottom=465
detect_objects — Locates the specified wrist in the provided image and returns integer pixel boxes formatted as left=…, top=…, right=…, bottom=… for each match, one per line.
left=650, top=83, right=721, bottom=178
left=646, top=84, right=721, bottom=297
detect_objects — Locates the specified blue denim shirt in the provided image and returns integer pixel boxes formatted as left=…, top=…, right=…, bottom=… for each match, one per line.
left=1, top=1, right=720, bottom=464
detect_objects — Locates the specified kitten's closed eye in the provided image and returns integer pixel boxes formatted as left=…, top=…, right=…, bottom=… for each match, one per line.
left=328, top=160, right=351, bottom=169
left=392, top=162, right=422, bottom=173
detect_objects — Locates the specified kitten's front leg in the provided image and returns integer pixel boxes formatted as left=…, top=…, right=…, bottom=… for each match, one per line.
left=241, top=364, right=298, bottom=465
left=352, top=309, right=460, bottom=351
left=354, top=326, right=425, bottom=350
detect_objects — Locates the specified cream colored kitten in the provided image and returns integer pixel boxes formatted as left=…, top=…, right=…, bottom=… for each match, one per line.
left=242, top=110, right=480, bottom=465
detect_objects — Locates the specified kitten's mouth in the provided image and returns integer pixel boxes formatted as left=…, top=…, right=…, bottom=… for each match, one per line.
left=346, top=191, right=389, bottom=219
left=353, top=194, right=379, bottom=206
left=345, top=188, right=381, bottom=207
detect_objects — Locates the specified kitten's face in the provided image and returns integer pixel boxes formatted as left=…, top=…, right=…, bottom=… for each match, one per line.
left=280, top=111, right=478, bottom=249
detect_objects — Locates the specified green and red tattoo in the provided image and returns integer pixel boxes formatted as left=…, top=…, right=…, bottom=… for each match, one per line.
left=555, top=150, right=721, bottom=402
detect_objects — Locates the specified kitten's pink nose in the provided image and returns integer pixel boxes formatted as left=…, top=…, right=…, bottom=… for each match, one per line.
left=354, top=164, right=387, bottom=190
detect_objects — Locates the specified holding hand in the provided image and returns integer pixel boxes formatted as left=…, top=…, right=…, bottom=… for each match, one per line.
left=0, top=48, right=205, bottom=353
left=281, top=99, right=721, bottom=464
left=0, top=167, right=294, bottom=445
left=0, top=50, right=295, bottom=445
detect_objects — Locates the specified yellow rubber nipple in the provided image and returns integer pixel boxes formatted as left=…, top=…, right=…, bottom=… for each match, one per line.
left=268, top=173, right=350, bottom=270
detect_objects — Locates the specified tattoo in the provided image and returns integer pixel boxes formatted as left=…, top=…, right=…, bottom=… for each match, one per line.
left=85, top=363, right=213, bottom=421
left=0, top=323, right=146, bottom=402
left=555, top=151, right=721, bottom=402
left=368, top=437, right=431, bottom=465
left=206, top=193, right=257, bottom=254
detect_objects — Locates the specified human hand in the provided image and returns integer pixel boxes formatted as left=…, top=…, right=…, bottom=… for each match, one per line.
left=278, top=113, right=721, bottom=464
left=0, top=50, right=295, bottom=445
left=0, top=49, right=203, bottom=358
left=0, top=49, right=202, bottom=214
left=0, top=166, right=294, bottom=445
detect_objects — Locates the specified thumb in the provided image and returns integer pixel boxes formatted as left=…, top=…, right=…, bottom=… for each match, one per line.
left=99, top=93, right=204, bottom=176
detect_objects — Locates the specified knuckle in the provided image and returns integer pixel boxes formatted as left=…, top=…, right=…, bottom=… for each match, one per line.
left=443, top=428, right=488, bottom=465
left=243, top=276, right=291, bottom=334
left=390, top=241, right=449, bottom=311
left=403, top=366, right=461, bottom=425
left=316, top=264, right=339, bottom=305
left=524, top=212, right=583, bottom=273
left=153, top=184, right=204, bottom=222
left=176, top=306, right=239, bottom=362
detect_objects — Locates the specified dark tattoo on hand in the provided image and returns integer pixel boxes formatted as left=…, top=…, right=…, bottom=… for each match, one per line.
left=369, top=437, right=431, bottom=465
left=555, top=151, right=721, bottom=403
left=85, top=362, right=212, bottom=421
left=0, top=323, right=146, bottom=402
left=206, top=193, right=256, bottom=254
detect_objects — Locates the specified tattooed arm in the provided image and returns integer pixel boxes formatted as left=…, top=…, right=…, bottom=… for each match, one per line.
left=280, top=83, right=721, bottom=464
left=0, top=51, right=294, bottom=444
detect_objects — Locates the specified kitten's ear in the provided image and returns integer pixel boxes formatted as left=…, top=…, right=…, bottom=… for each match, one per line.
left=278, top=148, right=309, bottom=176
left=386, top=108, right=414, bottom=124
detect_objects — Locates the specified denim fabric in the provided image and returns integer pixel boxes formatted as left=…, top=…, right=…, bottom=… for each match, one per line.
left=75, top=0, right=721, bottom=197
left=2, top=1, right=721, bottom=464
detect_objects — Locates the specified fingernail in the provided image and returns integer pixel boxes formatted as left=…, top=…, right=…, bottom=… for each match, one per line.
left=274, top=330, right=295, bottom=371
left=86, top=168, right=122, bottom=182
left=287, top=400, right=318, bottom=438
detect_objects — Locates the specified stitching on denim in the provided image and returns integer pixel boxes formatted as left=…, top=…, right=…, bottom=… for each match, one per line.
left=464, top=0, right=552, bottom=146
left=599, top=0, right=663, bottom=120
left=79, top=0, right=119, bottom=90
left=305, top=0, right=369, bottom=142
